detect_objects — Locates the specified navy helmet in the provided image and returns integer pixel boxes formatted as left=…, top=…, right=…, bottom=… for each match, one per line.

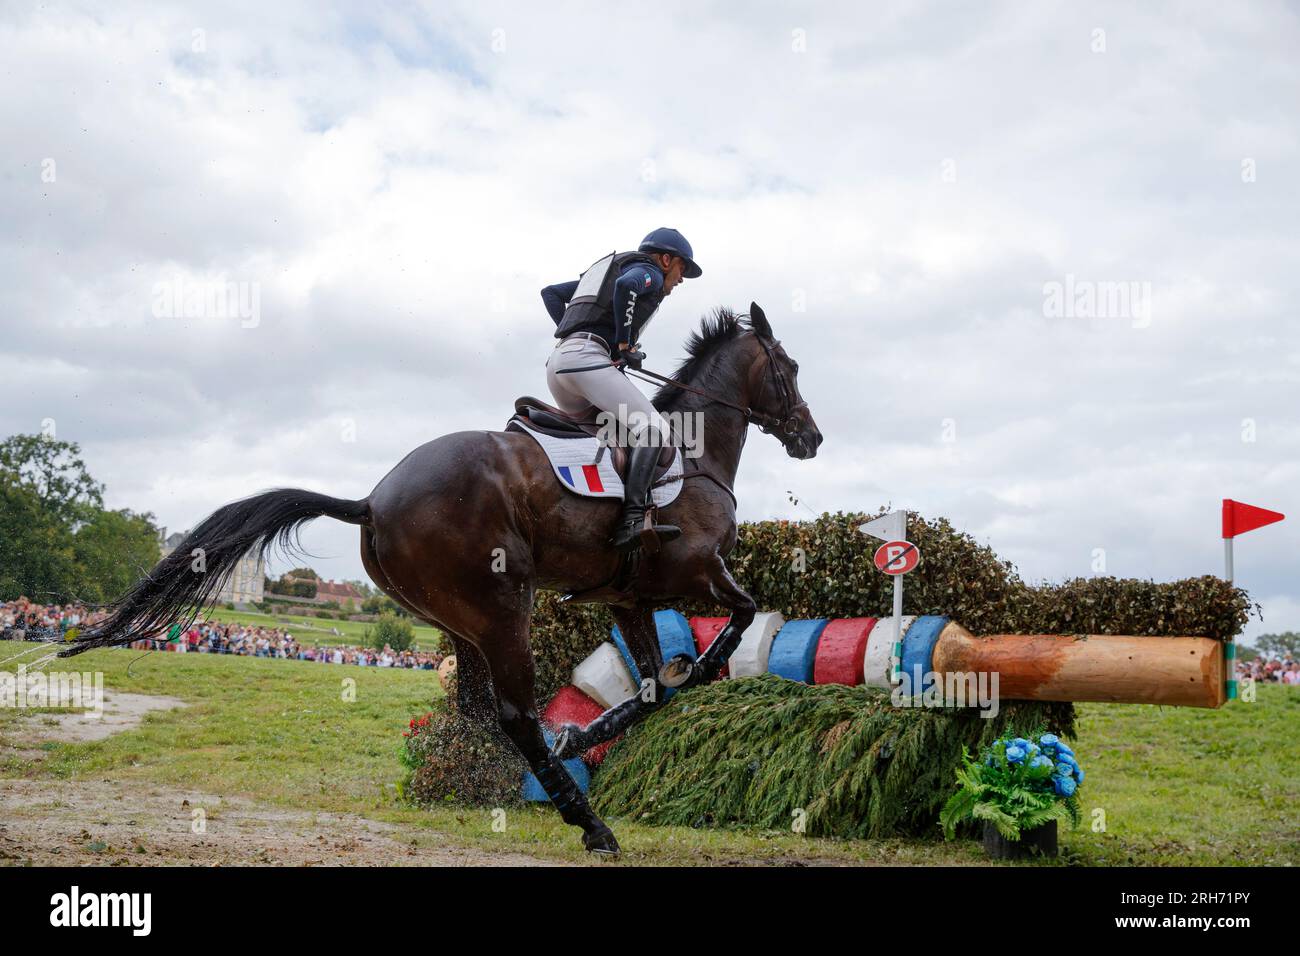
left=638, top=227, right=702, bottom=279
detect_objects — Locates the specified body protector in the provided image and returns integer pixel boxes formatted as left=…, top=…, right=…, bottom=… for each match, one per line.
left=554, top=251, right=663, bottom=348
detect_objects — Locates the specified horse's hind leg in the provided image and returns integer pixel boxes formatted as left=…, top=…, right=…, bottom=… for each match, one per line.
left=363, top=526, right=498, bottom=722
left=474, top=618, right=621, bottom=856
left=363, top=482, right=616, bottom=853
left=449, top=635, right=497, bottom=726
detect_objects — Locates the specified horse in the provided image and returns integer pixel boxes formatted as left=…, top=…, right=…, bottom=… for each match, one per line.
left=60, top=303, right=822, bottom=855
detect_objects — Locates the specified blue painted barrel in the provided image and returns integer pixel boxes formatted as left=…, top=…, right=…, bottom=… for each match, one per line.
left=609, top=625, right=644, bottom=688
left=610, top=609, right=698, bottom=700
left=767, top=619, right=830, bottom=683
left=522, top=728, right=591, bottom=801
left=899, top=615, right=950, bottom=696
left=654, top=609, right=696, bottom=663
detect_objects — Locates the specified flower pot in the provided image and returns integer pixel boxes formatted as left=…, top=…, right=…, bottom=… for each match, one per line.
left=982, top=819, right=1057, bottom=860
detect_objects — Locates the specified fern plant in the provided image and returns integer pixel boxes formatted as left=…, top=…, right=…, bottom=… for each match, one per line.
left=940, top=729, right=1083, bottom=841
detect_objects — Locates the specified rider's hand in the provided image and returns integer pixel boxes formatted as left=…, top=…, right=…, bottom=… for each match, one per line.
left=617, top=347, right=645, bottom=370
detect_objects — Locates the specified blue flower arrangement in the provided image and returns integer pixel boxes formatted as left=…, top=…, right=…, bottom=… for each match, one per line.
left=941, top=729, right=1084, bottom=842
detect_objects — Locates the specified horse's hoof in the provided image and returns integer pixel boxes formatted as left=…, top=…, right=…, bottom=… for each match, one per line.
left=583, top=827, right=621, bottom=857
left=658, top=653, right=695, bottom=689
left=552, top=725, right=583, bottom=760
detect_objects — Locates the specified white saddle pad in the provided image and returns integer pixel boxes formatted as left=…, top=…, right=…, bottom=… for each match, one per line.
left=511, top=420, right=684, bottom=507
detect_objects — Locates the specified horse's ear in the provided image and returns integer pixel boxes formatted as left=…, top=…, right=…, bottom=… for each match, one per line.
left=749, top=302, right=773, bottom=339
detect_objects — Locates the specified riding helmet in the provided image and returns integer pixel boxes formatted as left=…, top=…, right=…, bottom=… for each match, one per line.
left=638, top=227, right=702, bottom=279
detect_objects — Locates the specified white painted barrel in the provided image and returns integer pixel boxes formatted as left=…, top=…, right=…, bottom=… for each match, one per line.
left=863, top=615, right=916, bottom=689
left=572, top=641, right=639, bottom=709
left=727, top=612, right=786, bottom=679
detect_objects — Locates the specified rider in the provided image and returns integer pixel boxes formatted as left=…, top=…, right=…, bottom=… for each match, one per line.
left=541, top=227, right=703, bottom=552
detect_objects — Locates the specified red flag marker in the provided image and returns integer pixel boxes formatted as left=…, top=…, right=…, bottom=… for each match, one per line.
left=1221, top=499, right=1285, bottom=582
left=1222, top=499, right=1285, bottom=538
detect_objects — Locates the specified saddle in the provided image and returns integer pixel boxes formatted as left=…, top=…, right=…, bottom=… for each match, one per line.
left=508, top=396, right=677, bottom=476
left=507, top=396, right=684, bottom=608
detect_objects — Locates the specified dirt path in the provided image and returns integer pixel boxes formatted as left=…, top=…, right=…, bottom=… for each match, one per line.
left=0, top=689, right=909, bottom=867
left=7, top=690, right=188, bottom=747
left=1, top=689, right=554, bottom=866
left=0, top=778, right=555, bottom=866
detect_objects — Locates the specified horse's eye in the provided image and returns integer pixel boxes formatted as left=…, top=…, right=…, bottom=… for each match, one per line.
left=790, top=363, right=799, bottom=374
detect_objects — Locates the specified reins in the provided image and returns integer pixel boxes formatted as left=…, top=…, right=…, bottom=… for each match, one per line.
left=553, top=325, right=807, bottom=510
left=557, top=328, right=806, bottom=436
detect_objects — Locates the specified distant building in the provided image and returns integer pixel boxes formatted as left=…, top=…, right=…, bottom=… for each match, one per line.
left=159, top=527, right=265, bottom=604
left=314, top=579, right=363, bottom=605
left=266, top=569, right=363, bottom=606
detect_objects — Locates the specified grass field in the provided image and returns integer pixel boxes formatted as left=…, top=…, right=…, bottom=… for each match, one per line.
left=197, top=607, right=444, bottom=651
left=0, top=639, right=1295, bottom=866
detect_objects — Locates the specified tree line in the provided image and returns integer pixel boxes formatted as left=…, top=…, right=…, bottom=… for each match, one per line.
left=0, top=433, right=160, bottom=604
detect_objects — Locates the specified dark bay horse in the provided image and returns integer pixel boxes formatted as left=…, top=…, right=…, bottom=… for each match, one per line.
left=61, top=303, right=821, bottom=855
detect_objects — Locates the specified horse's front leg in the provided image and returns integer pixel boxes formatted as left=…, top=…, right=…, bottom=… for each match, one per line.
left=552, top=553, right=757, bottom=760
left=683, top=551, right=757, bottom=685
left=552, top=604, right=667, bottom=759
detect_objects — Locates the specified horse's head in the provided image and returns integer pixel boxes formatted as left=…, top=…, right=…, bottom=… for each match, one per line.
left=743, top=302, right=822, bottom=459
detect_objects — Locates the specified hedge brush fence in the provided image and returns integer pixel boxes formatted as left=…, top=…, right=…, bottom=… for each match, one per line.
left=588, top=675, right=1073, bottom=838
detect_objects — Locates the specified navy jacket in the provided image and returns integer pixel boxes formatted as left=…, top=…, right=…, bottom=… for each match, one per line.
left=542, top=255, right=665, bottom=351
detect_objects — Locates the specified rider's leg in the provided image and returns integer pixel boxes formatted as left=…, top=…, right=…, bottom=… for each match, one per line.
left=610, top=438, right=680, bottom=551
left=545, top=337, right=606, bottom=416
left=545, top=340, right=680, bottom=551
left=546, top=337, right=673, bottom=439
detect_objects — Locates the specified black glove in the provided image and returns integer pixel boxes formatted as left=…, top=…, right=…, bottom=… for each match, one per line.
left=617, top=347, right=645, bottom=370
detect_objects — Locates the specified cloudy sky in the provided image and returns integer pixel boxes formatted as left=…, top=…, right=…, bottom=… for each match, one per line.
left=1, top=1, right=1295, bottom=642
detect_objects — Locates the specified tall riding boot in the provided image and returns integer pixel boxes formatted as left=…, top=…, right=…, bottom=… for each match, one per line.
left=611, top=443, right=681, bottom=552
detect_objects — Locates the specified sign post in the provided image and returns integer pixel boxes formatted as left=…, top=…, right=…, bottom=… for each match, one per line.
left=859, top=511, right=920, bottom=690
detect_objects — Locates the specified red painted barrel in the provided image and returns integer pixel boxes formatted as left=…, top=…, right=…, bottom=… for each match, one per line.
left=813, top=617, right=877, bottom=685
left=541, top=685, right=617, bottom=767
left=690, top=617, right=730, bottom=679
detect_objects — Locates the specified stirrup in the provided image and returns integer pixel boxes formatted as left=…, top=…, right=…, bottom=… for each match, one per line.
left=611, top=517, right=647, bottom=552
left=612, top=509, right=680, bottom=554
left=639, top=504, right=681, bottom=554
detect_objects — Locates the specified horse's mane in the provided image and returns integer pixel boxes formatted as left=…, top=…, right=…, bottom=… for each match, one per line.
left=652, top=308, right=749, bottom=410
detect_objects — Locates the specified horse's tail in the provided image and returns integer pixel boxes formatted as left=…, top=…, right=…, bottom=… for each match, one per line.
left=58, top=489, right=370, bottom=658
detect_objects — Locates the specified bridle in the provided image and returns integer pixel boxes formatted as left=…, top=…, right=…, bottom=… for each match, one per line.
left=576, top=324, right=809, bottom=508
left=625, top=328, right=807, bottom=438
left=749, top=333, right=809, bottom=438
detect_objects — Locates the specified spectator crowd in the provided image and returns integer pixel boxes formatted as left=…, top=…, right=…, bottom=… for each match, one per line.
left=1235, top=656, right=1300, bottom=686
left=1, top=598, right=443, bottom=671
left=0, top=597, right=108, bottom=639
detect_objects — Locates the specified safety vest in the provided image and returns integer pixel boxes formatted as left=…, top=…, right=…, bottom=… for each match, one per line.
left=554, top=250, right=663, bottom=346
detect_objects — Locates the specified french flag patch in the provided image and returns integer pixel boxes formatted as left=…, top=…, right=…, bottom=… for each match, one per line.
left=507, top=419, right=683, bottom=506
left=558, top=464, right=605, bottom=494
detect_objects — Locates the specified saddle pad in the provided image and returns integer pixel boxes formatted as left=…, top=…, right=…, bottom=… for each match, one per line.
left=511, top=420, right=683, bottom=507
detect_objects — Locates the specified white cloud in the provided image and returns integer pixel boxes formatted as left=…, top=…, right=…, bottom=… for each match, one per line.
left=0, top=1, right=1296, bottom=635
